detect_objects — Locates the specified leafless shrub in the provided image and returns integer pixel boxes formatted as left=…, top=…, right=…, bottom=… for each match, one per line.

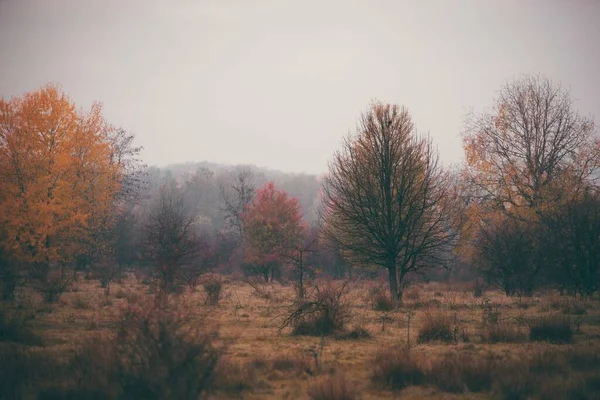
left=69, top=297, right=220, bottom=399
left=203, top=276, right=225, bottom=306
left=308, top=372, right=357, bottom=400
left=280, top=279, right=353, bottom=336
left=34, top=271, right=72, bottom=303
left=246, top=278, right=274, bottom=302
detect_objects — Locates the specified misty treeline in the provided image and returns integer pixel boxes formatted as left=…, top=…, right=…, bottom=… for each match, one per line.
left=1, top=74, right=600, bottom=306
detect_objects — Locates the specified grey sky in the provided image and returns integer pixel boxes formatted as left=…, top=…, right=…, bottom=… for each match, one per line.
left=1, top=0, right=599, bottom=174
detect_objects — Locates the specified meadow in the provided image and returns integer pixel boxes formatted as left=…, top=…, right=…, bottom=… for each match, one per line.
left=2, top=274, right=600, bottom=400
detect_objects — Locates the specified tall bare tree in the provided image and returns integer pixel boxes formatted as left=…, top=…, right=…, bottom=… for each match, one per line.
left=463, top=74, right=599, bottom=219
left=220, top=167, right=256, bottom=242
left=321, top=103, right=457, bottom=304
left=140, top=185, right=203, bottom=307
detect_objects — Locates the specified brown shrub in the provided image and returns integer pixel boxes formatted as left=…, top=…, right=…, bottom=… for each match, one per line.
left=308, top=373, right=357, bottom=400
left=203, top=277, right=225, bottom=306
left=417, top=311, right=454, bottom=343
left=282, top=280, right=352, bottom=336
left=370, top=287, right=395, bottom=311
left=371, top=347, right=425, bottom=390
left=529, top=315, right=573, bottom=343
left=70, top=298, right=221, bottom=399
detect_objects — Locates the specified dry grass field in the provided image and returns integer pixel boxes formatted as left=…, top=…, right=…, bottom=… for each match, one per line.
left=2, top=275, right=600, bottom=399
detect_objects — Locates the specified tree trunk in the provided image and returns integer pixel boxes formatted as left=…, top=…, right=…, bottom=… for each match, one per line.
left=387, top=264, right=400, bottom=306
left=263, top=266, right=269, bottom=282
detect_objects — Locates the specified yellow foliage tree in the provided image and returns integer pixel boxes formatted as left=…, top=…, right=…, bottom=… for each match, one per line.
left=0, top=85, right=123, bottom=278
left=462, top=75, right=599, bottom=223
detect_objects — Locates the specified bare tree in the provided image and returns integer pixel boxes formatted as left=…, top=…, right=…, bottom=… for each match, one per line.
left=140, top=185, right=203, bottom=307
left=474, top=218, right=541, bottom=296
left=321, top=103, right=457, bottom=304
left=288, top=225, right=319, bottom=300
left=219, top=167, right=256, bottom=242
left=463, top=75, right=599, bottom=218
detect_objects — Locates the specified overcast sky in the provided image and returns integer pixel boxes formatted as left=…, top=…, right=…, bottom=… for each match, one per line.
left=1, top=0, right=599, bottom=173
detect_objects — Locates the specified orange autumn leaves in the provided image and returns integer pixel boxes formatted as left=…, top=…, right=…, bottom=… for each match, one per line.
left=0, top=85, right=123, bottom=266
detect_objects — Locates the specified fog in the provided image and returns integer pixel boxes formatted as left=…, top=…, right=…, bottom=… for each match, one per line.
left=1, top=0, right=598, bottom=173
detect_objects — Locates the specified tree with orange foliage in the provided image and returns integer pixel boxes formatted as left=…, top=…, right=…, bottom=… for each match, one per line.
left=0, top=85, right=132, bottom=299
left=462, top=75, right=599, bottom=222
left=462, top=75, right=600, bottom=295
left=242, top=182, right=306, bottom=282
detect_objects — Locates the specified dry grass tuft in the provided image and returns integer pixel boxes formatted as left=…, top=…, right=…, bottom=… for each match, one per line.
left=271, top=353, right=313, bottom=376
left=371, top=346, right=425, bottom=390
left=369, top=287, right=395, bottom=311
left=417, top=311, right=454, bottom=343
left=427, top=352, right=494, bottom=393
left=480, top=322, right=526, bottom=343
left=71, top=294, right=92, bottom=309
left=308, top=372, right=357, bottom=400
left=404, top=289, right=420, bottom=301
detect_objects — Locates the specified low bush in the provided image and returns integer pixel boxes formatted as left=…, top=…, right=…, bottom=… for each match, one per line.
left=203, top=277, right=224, bottom=306
left=529, top=315, right=573, bottom=343
left=370, top=287, right=395, bottom=311
left=417, top=311, right=454, bottom=343
left=371, top=347, right=425, bottom=390
left=281, top=280, right=352, bottom=336
left=70, top=298, right=221, bottom=399
left=308, top=373, right=357, bottom=400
